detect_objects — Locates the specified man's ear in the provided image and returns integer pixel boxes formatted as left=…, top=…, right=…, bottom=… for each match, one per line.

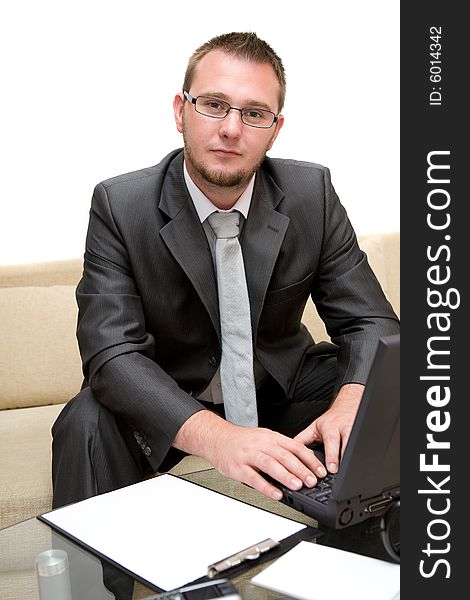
left=173, top=93, right=184, bottom=133
left=267, top=113, right=284, bottom=151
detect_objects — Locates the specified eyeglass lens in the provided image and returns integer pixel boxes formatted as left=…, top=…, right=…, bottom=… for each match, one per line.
left=195, top=96, right=275, bottom=128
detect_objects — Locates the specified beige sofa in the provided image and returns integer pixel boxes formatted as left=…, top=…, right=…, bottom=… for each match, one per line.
left=0, top=232, right=399, bottom=531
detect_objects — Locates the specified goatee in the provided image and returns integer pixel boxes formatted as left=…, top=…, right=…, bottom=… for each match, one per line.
left=183, top=137, right=265, bottom=190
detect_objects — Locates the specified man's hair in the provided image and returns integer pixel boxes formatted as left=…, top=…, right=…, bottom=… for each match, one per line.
left=183, top=32, right=286, bottom=112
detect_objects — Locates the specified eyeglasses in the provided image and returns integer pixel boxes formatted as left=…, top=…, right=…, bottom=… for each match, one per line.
left=183, top=91, right=279, bottom=129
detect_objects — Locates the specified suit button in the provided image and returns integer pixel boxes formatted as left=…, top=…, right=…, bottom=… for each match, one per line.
left=144, top=446, right=152, bottom=457
left=209, top=356, right=218, bottom=367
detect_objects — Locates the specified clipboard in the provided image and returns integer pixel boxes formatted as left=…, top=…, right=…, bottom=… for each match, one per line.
left=39, top=473, right=320, bottom=592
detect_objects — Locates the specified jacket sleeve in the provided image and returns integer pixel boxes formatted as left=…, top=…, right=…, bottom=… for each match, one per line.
left=311, top=167, right=400, bottom=388
left=76, top=182, right=204, bottom=470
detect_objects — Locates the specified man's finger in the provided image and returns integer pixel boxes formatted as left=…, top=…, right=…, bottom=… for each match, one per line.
left=293, top=423, right=319, bottom=447
left=243, top=468, right=284, bottom=501
left=252, top=451, right=314, bottom=491
left=322, top=434, right=341, bottom=474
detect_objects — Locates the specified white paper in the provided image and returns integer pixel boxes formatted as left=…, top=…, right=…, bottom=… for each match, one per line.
left=251, top=540, right=400, bottom=600
left=41, top=474, right=305, bottom=591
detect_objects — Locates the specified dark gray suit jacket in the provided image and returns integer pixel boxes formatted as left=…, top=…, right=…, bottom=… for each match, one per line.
left=76, top=149, right=399, bottom=469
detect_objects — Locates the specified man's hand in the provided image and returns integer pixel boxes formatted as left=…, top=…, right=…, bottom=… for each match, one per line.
left=294, top=383, right=364, bottom=474
left=173, top=410, right=328, bottom=501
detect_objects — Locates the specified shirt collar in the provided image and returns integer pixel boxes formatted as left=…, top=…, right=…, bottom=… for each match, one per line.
left=183, top=161, right=254, bottom=223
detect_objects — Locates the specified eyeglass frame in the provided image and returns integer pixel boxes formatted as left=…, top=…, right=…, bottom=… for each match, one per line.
left=183, top=91, right=279, bottom=129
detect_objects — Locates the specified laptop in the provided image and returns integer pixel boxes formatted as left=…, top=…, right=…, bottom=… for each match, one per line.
left=276, top=334, right=400, bottom=529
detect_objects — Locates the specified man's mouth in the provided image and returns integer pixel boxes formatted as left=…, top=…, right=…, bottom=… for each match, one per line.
left=211, top=148, right=242, bottom=157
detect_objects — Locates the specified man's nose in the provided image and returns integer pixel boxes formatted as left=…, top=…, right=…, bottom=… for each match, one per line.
left=218, top=109, right=243, bottom=138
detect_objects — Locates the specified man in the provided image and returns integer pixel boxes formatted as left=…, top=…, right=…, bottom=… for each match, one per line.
left=52, top=32, right=399, bottom=509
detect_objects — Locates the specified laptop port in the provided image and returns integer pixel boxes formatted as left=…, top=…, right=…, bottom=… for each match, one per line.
left=365, top=496, right=393, bottom=513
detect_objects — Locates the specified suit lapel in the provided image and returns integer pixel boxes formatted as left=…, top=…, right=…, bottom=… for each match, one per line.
left=159, top=154, right=220, bottom=336
left=240, top=169, right=290, bottom=337
left=158, top=153, right=290, bottom=341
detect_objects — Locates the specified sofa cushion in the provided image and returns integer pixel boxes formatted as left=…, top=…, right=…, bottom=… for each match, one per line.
left=0, top=286, right=82, bottom=409
left=0, top=404, right=66, bottom=528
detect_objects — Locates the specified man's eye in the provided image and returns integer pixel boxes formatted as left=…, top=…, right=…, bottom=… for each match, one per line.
left=246, top=110, right=264, bottom=119
left=201, top=99, right=224, bottom=111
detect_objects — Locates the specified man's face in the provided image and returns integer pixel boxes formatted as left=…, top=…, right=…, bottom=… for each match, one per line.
left=174, top=50, right=284, bottom=194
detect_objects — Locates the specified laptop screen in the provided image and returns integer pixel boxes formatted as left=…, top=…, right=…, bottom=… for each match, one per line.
left=333, top=334, right=400, bottom=502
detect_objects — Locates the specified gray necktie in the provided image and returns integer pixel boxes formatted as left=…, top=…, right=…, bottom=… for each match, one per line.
left=207, top=211, right=258, bottom=427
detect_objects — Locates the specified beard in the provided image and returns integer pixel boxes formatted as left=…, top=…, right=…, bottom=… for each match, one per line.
left=185, top=144, right=256, bottom=187
left=182, top=116, right=274, bottom=190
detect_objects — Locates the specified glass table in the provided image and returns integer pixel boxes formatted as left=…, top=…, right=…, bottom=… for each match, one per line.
left=0, top=468, right=399, bottom=599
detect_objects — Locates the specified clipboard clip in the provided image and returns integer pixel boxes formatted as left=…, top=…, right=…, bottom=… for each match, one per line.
left=207, top=538, right=280, bottom=578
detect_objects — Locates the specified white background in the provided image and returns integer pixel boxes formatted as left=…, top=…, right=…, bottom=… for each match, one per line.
left=0, top=1, right=399, bottom=265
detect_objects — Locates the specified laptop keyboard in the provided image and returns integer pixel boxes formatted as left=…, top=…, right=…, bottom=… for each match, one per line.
left=302, top=472, right=337, bottom=504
